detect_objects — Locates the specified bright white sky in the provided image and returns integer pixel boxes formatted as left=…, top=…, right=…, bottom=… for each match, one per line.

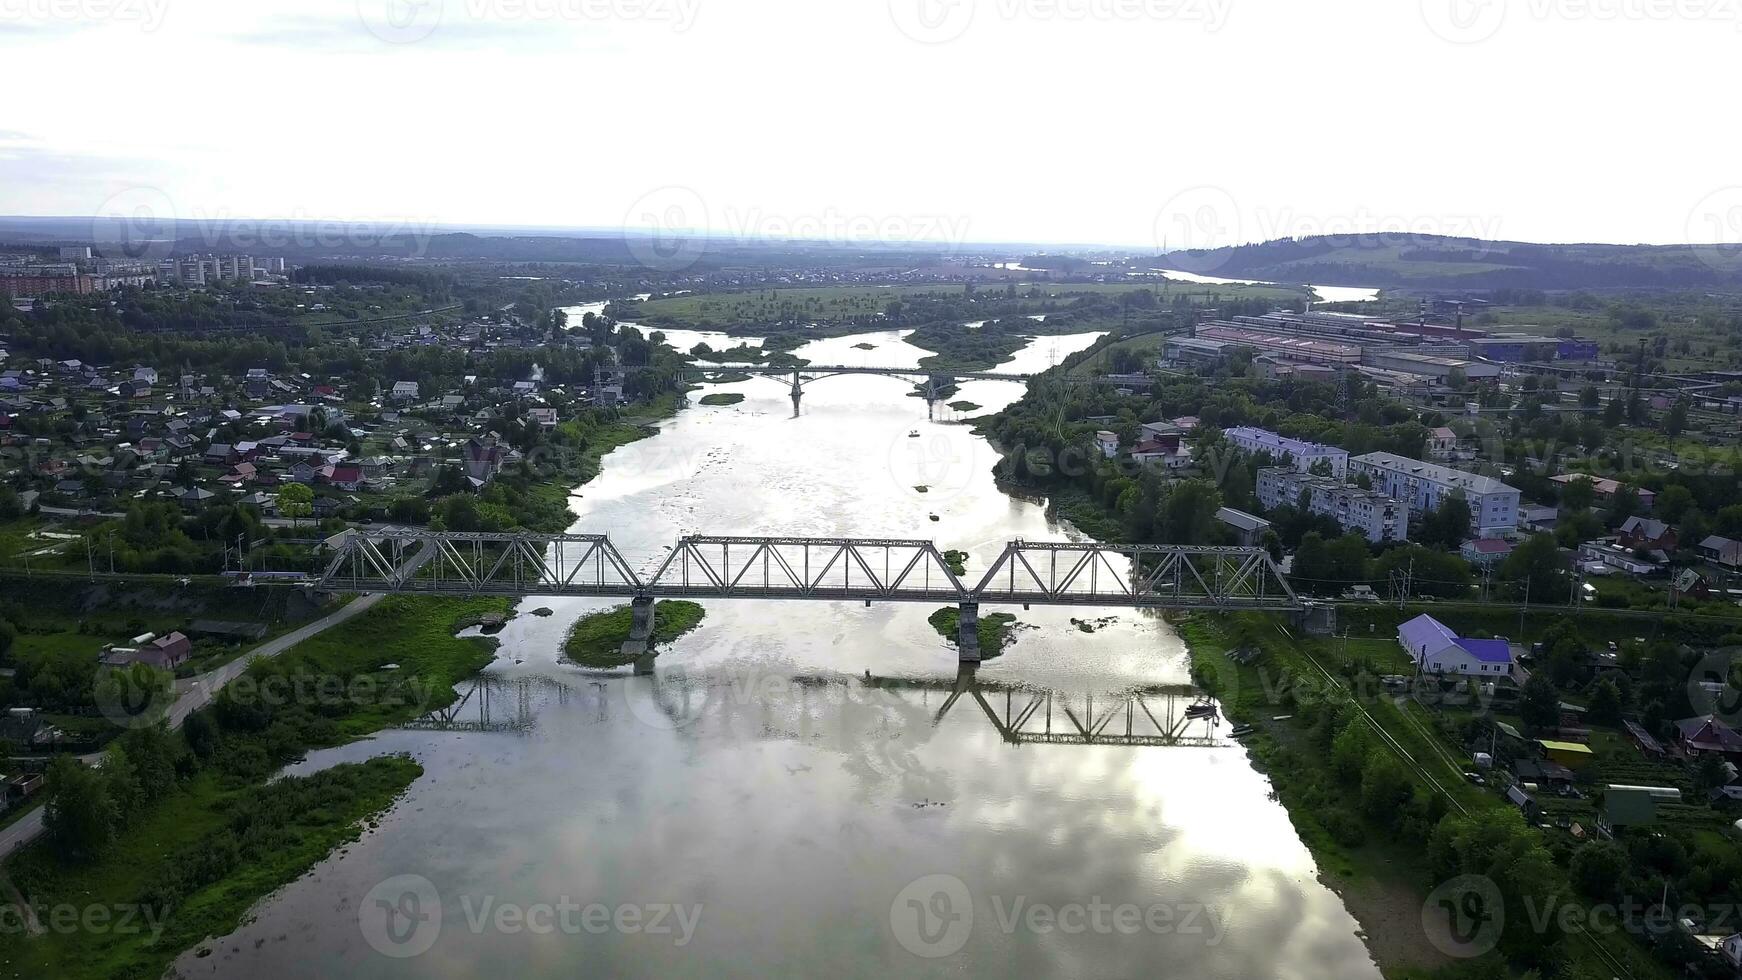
left=2, top=0, right=1738, bottom=250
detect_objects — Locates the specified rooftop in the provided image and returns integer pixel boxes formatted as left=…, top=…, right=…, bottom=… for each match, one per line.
left=1352, top=451, right=1519, bottom=496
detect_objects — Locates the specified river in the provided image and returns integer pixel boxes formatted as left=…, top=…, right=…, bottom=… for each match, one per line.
left=170, top=328, right=1383, bottom=979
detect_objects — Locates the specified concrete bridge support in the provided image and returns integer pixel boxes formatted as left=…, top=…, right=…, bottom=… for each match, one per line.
left=790, top=370, right=803, bottom=416
left=620, top=595, right=656, bottom=657
left=956, top=601, right=981, bottom=663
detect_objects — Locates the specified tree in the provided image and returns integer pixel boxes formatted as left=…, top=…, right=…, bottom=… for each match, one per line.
left=1500, top=533, right=1572, bottom=603
left=43, top=756, right=117, bottom=863
left=1569, top=840, right=1628, bottom=900
left=1520, top=673, right=1560, bottom=731
left=1560, top=476, right=1595, bottom=513
left=1359, top=750, right=1414, bottom=827
left=1666, top=398, right=1688, bottom=438
left=1587, top=677, right=1623, bottom=726
left=276, top=483, right=313, bottom=527
left=1655, top=484, right=1696, bottom=525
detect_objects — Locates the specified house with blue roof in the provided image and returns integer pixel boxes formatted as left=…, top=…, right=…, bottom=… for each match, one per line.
left=1397, top=613, right=1514, bottom=677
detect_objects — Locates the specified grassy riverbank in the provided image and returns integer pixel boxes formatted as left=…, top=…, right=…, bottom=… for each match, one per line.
left=1, top=756, right=422, bottom=979
left=517, top=392, right=686, bottom=532
left=563, top=600, right=707, bottom=668
left=927, top=607, right=1018, bottom=658
left=0, top=594, right=511, bottom=977
left=698, top=392, right=744, bottom=406
left=1179, top=613, right=1671, bottom=980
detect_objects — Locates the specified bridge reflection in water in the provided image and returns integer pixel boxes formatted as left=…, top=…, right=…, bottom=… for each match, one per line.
left=402, top=666, right=1226, bottom=749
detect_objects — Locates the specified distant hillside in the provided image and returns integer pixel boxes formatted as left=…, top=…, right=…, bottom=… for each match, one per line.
left=1152, top=234, right=1742, bottom=291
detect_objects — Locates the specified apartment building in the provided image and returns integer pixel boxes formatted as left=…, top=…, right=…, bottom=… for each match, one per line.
left=1256, top=466, right=1409, bottom=544
left=1224, top=426, right=1349, bottom=478
left=1348, top=451, right=1520, bottom=537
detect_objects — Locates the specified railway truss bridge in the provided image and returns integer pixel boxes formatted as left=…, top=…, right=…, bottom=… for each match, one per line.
left=680, top=363, right=1099, bottom=416
left=321, top=530, right=1298, bottom=661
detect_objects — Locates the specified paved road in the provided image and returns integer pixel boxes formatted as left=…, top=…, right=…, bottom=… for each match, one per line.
left=0, top=592, right=384, bottom=860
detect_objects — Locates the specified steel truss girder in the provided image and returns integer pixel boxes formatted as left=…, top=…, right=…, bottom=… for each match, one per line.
left=317, top=529, right=1299, bottom=610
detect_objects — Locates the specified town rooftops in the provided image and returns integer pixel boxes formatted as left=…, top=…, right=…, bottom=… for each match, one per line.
left=1224, top=426, right=1346, bottom=458
left=1398, top=613, right=1458, bottom=652
left=1351, top=451, right=1518, bottom=496
left=1454, top=637, right=1513, bottom=664
left=1619, top=516, right=1670, bottom=540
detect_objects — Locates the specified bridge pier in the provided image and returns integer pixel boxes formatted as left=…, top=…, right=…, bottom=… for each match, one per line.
left=956, top=601, right=981, bottom=663
left=620, top=595, right=656, bottom=657
left=790, top=370, right=803, bottom=417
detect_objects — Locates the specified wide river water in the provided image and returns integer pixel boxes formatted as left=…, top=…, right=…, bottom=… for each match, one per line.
left=170, top=328, right=1383, bottom=979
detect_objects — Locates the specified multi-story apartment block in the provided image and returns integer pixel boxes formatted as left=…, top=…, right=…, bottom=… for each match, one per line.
left=1256, top=466, right=1409, bottom=543
left=1224, top=426, right=1349, bottom=478
left=1348, top=451, right=1519, bottom=538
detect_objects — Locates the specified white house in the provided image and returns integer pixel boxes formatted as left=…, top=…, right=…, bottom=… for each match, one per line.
left=1397, top=614, right=1514, bottom=677
left=1094, top=431, right=1119, bottom=459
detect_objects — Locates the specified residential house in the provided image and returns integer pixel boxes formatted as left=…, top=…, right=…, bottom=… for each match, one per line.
left=1676, top=715, right=1742, bottom=760
left=1427, top=426, right=1458, bottom=461
left=327, top=465, right=365, bottom=491
left=244, top=368, right=271, bottom=400
left=1397, top=613, right=1514, bottom=677
left=1698, top=535, right=1742, bottom=569
left=1551, top=473, right=1656, bottom=511
left=1673, top=568, right=1714, bottom=601
left=1617, top=516, right=1676, bottom=552
left=1094, top=430, right=1119, bottom=459
left=176, top=486, right=215, bottom=510
left=392, top=380, right=420, bottom=402
left=1461, top=538, right=1514, bottom=567
left=138, top=632, right=192, bottom=669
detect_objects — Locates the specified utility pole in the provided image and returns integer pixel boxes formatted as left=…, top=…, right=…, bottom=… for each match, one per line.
left=1519, top=578, right=1530, bottom=638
